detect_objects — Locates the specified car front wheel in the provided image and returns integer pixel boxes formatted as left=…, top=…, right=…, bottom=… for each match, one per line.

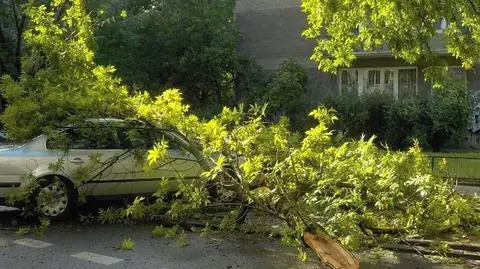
left=35, top=176, right=77, bottom=220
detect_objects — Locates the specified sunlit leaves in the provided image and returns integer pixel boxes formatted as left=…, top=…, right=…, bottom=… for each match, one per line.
left=134, top=86, right=479, bottom=251
left=301, top=0, right=480, bottom=71
left=1, top=0, right=132, bottom=141
left=147, top=141, right=168, bottom=166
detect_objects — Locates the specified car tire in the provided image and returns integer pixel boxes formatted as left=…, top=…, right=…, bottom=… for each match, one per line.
left=35, top=176, right=77, bottom=220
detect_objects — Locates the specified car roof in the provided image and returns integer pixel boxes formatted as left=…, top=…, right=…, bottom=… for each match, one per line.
left=63, top=118, right=146, bottom=129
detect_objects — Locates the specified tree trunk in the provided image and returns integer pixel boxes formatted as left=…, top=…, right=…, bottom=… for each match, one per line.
left=13, top=15, right=25, bottom=80
left=10, top=0, right=25, bottom=80
left=164, top=130, right=360, bottom=269
left=303, top=232, right=360, bottom=269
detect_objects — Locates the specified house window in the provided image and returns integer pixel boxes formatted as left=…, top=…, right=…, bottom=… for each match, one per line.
left=398, top=69, right=417, bottom=99
left=367, top=70, right=381, bottom=94
left=449, top=66, right=466, bottom=81
left=340, top=69, right=359, bottom=95
left=339, top=67, right=418, bottom=100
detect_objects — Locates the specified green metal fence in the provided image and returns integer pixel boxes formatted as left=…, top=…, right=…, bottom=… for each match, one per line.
left=430, top=155, right=480, bottom=186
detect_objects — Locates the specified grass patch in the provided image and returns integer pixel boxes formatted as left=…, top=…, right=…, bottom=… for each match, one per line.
left=151, top=225, right=178, bottom=238
left=117, top=238, right=135, bottom=250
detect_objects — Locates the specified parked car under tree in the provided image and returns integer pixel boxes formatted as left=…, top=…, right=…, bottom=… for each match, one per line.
left=0, top=119, right=203, bottom=219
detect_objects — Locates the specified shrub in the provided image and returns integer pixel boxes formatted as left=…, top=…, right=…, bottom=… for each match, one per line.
left=235, top=58, right=310, bottom=131
left=323, top=91, right=391, bottom=142
left=426, top=79, right=470, bottom=150
left=323, top=77, right=470, bottom=150
left=385, top=99, right=425, bottom=149
left=261, top=59, right=310, bottom=131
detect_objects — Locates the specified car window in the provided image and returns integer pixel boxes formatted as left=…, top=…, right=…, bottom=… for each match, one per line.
left=71, top=125, right=122, bottom=149
left=46, top=130, right=70, bottom=150
left=150, top=130, right=181, bottom=150
left=119, top=128, right=148, bottom=149
left=119, top=128, right=181, bottom=150
left=47, top=125, right=123, bottom=150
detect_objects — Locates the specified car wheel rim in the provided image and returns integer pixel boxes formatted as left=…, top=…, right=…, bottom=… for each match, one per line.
left=37, top=182, right=69, bottom=217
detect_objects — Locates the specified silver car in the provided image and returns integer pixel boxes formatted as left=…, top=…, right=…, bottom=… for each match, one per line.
left=0, top=131, right=7, bottom=144
left=0, top=119, right=202, bottom=219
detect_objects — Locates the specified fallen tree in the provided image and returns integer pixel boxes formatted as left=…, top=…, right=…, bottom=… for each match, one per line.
left=129, top=89, right=480, bottom=268
left=2, top=1, right=480, bottom=268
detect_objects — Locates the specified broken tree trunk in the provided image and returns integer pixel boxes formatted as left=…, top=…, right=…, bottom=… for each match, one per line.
left=303, top=231, right=360, bottom=269
left=167, top=130, right=360, bottom=268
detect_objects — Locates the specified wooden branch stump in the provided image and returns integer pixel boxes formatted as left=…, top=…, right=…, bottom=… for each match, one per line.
left=303, top=231, right=360, bottom=269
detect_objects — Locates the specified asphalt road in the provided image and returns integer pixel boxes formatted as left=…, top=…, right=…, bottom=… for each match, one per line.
left=0, top=223, right=322, bottom=269
left=0, top=223, right=476, bottom=269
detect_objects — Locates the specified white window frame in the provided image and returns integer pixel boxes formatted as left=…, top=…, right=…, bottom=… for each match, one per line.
left=436, top=17, right=448, bottom=33
left=338, top=67, right=419, bottom=100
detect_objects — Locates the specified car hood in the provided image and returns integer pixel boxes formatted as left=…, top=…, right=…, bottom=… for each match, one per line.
left=0, top=146, right=56, bottom=157
left=0, top=144, right=23, bottom=152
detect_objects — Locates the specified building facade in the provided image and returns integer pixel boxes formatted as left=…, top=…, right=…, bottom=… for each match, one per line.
left=235, top=0, right=480, bottom=104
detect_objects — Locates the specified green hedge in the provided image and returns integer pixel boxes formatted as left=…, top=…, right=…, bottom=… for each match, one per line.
left=322, top=78, right=471, bottom=150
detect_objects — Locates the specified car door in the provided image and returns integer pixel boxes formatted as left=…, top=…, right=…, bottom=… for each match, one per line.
left=129, top=129, right=203, bottom=196
left=65, top=124, right=135, bottom=197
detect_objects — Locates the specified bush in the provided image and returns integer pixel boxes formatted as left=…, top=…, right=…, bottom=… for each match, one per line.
left=323, top=78, right=471, bottom=150
left=323, top=91, right=391, bottom=142
left=427, top=79, right=470, bottom=150
left=236, top=58, right=311, bottom=131
left=385, top=99, right=426, bottom=149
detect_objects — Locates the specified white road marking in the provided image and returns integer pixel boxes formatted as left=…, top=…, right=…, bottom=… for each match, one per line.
left=71, top=252, right=124, bottom=265
left=13, top=238, right=53, bottom=248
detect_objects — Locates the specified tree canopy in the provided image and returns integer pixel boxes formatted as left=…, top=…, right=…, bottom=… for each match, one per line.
left=89, top=0, right=239, bottom=106
left=0, top=0, right=25, bottom=80
left=0, top=0, right=132, bottom=140
left=301, top=0, right=480, bottom=72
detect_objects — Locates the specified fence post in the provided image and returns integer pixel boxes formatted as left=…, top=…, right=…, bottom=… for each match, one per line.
left=431, top=156, right=435, bottom=174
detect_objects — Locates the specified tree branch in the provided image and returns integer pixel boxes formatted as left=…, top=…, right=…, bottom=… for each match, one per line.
left=466, top=0, right=480, bottom=16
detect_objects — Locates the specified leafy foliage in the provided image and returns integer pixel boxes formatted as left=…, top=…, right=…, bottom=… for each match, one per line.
left=426, top=73, right=471, bottom=150
left=117, top=238, right=135, bottom=250
left=132, top=88, right=479, bottom=250
left=323, top=76, right=471, bottom=150
left=0, top=0, right=133, bottom=141
left=323, top=91, right=391, bottom=143
left=89, top=0, right=239, bottom=107
left=262, top=59, right=310, bottom=131
left=301, top=0, right=480, bottom=71
left=0, top=0, right=26, bottom=80
left=2, top=0, right=478, bottom=256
